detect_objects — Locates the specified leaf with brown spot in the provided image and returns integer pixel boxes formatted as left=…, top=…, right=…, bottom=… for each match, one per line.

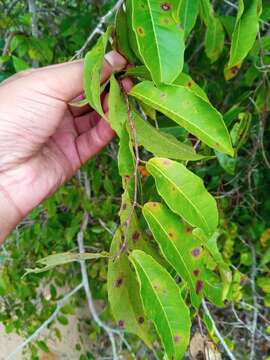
left=131, top=0, right=185, bottom=85
left=107, top=229, right=153, bottom=347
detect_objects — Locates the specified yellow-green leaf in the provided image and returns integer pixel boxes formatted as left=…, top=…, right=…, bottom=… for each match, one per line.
left=133, top=112, right=206, bottom=161
left=130, top=81, right=233, bottom=156
left=146, top=157, right=219, bottom=235
left=83, top=26, right=112, bottom=116
left=130, top=250, right=191, bottom=360
left=107, top=229, right=153, bottom=347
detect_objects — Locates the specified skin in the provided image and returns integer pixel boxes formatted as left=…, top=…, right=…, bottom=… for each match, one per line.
left=0, top=50, right=131, bottom=243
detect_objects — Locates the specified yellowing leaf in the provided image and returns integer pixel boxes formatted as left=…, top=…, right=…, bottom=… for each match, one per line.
left=146, top=157, right=219, bottom=236
left=107, top=229, right=153, bottom=347
left=130, top=250, right=191, bottom=359
left=133, top=112, right=206, bottom=161
left=24, top=252, right=108, bottom=276
left=143, top=202, right=205, bottom=308
left=130, top=81, right=233, bottom=156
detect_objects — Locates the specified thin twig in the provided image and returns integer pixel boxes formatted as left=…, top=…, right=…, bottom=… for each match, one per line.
left=6, top=283, right=84, bottom=360
left=202, top=299, right=237, bottom=360
left=28, top=0, right=39, bottom=67
left=72, top=0, right=124, bottom=59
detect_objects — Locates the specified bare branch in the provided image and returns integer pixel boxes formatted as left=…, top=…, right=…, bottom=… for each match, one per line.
left=6, top=283, right=83, bottom=360
left=202, top=299, right=237, bottom=360
left=71, top=0, right=124, bottom=60
left=28, top=0, right=39, bottom=68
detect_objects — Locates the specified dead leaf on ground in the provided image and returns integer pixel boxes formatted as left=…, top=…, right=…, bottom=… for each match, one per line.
left=189, top=332, right=222, bottom=360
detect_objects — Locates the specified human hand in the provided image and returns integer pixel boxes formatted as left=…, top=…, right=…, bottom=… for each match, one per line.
left=0, top=51, right=127, bottom=241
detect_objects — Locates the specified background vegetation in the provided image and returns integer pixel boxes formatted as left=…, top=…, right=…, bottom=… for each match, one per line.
left=0, top=0, right=270, bottom=359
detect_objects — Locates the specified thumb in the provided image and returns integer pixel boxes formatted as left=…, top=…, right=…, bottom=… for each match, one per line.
left=5, top=51, right=127, bottom=103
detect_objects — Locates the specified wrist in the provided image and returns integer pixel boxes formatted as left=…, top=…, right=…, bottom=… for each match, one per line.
left=0, top=185, right=22, bottom=243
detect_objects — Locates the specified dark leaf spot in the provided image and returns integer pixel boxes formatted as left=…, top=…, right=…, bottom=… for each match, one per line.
left=161, top=2, right=171, bottom=11
left=193, top=269, right=200, bottom=277
left=187, top=81, right=192, bottom=87
left=192, top=248, right=201, bottom=257
left=173, top=335, right=181, bottom=343
left=122, top=203, right=127, bottom=210
left=185, top=227, right=193, bottom=234
left=118, top=320, right=125, bottom=327
left=132, top=231, right=141, bottom=242
left=196, top=280, right=203, bottom=294
left=137, top=27, right=145, bottom=36
left=138, top=316, right=144, bottom=324
left=115, top=277, right=124, bottom=288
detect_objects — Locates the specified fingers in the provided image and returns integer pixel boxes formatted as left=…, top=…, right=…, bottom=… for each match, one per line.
left=76, top=113, right=115, bottom=164
left=2, top=51, right=127, bottom=103
left=74, top=111, right=100, bottom=134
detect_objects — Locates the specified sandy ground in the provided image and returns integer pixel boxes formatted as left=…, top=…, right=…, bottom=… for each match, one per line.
left=0, top=307, right=92, bottom=360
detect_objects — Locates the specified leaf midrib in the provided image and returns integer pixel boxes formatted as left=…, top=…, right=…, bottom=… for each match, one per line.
left=146, top=0, right=162, bottom=82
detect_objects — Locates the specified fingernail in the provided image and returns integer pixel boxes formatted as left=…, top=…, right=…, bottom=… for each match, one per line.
left=104, top=51, right=127, bottom=71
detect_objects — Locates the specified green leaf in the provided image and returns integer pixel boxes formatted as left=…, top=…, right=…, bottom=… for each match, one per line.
left=200, top=0, right=225, bottom=62
left=215, top=151, right=236, bottom=175
left=118, top=124, right=135, bottom=179
left=204, top=16, right=225, bottom=63
left=125, top=65, right=152, bottom=80
left=133, top=112, right=206, bottom=161
left=12, top=56, right=29, bottom=72
left=115, top=6, right=138, bottom=63
left=179, top=0, right=199, bottom=38
left=83, top=26, right=112, bottom=116
left=131, top=0, right=185, bottom=85
left=143, top=202, right=205, bottom=307
left=24, top=252, right=108, bottom=275
left=174, top=73, right=209, bottom=101
left=130, top=250, right=191, bottom=360
left=193, top=229, right=232, bottom=300
left=108, top=74, right=128, bottom=136
left=36, top=340, right=49, bottom=353
left=107, top=229, right=153, bottom=347
left=228, top=0, right=261, bottom=67
left=130, top=81, right=233, bottom=156
left=146, top=157, right=219, bottom=235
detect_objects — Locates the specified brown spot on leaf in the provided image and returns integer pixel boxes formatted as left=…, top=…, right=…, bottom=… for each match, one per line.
left=185, top=227, right=193, bottom=234
left=118, top=320, right=125, bottom=328
left=187, top=81, right=193, bottom=88
left=231, top=65, right=240, bottom=74
left=173, top=335, right=181, bottom=343
left=193, top=269, right=200, bottom=277
left=138, top=316, right=144, bottom=324
left=132, top=231, right=141, bottom=242
left=161, top=2, right=171, bottom=11
left=196, top=280, right=203, bottom=294
left=115, top=277, right=124, bottom=288
left=137, top=27, right=145, bottom=36
left=122, top=203, right=127, bottom=210
left=162, top=159, right=172, bottom=166
left=192, top=248, right=201, bottom=257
